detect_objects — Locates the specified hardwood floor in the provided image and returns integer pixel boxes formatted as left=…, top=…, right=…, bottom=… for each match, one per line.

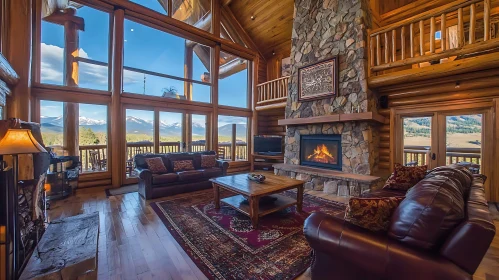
left=47, top=186, right=499, bottom=280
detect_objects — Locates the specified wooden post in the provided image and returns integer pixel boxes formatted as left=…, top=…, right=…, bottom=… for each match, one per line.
left=211, top=0, right=220, bottom=37
left=457, top=8, right=464, bottom=48
left=154, top=110, right=159, bottom=153
left=469, top=4, right=476, bottom=44
left=441, top=14, right=447, bottom=51
left=6, top=0, right=32, bottom=121
left=370, top=36, right=374, bottom=68
left=409, top=23, right=414, bottom=58
left=111, top=9, right=125, bottom=188
left=64, top=8, right=79, bottom=156
left=384, top=32, right=389, bottom=63
left=376, top=34, right=381, bottom=66
left=419, top=20, right=424, bottom=56
left=211, top=45, right=220, bottom=153
left=484, top=0, right=490, bottom=41
left=231, top=123, right=236, bottom=161
left=391, top=29, right=396, bottom=62
left=430, top=16, right=435, bottom=54
left=401, top=26, right=406, bottom=60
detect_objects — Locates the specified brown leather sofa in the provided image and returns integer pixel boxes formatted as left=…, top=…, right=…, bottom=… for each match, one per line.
left=135, top=151, right=229, bottom=199
left=304, top=164, right=496, bottom=280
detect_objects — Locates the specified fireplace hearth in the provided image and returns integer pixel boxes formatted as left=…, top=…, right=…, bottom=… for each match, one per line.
left=300, top=134, right=342, bottom=170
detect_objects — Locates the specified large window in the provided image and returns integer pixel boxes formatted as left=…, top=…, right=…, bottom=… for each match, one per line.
left=123, top=19, right=211, bottom=103
left=126, top=109, right=154, bottom=177
left=40, top=4, right=110, bottom=91
left=172, top=0, right=211, bottom=32
left=130, top=0, right=167, bottom=15
left=218, top=51, right=248, bottom=108
left=218, top=115, right=248, bottom=161
left=159, top=111, right=183, bottom=153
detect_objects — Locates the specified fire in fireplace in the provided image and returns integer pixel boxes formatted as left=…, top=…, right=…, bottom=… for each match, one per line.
left=300, top=134, right=342, bottom=170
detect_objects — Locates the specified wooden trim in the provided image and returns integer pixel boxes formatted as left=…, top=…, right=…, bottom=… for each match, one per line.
left=277, top=112, right=386, bottom=126
left=255, top=102, right=286, bottom=111
left=493, top=98, right=499, bottom=201
left=111, top=8, right=124, bottom=188
left=211, top=44, right=220, bottom=153
left=369, top=52, right=499, bottom=88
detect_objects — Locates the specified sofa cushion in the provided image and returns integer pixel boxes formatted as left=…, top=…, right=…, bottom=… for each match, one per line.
left=201, top=154, right=217, bottom=168
left=135, top=153, right=169, bottom=170
left=383, top=163, right=427, bottom=191
left=388, top=166, right=467, bottom=250
left=177, top=170, right=204, bottom=181
left=345, top=197, right=405, bottom=232
left=360, top=189, right=406, bottom=198
left=152, top=173, right=179, bottom=185
left=426, top=164, right=473, bottom=194
left=145, top=157, right=168, bottom=173
left=200, top=167, right=223, bottom=179
left=172, top=160, right=195, bottom=172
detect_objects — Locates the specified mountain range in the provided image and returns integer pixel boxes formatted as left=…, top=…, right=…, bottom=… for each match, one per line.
left=40, top=116, right=247, bottom=138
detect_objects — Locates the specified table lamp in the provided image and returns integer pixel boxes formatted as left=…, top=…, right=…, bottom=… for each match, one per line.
left=0, top=129, right=46, bottom=278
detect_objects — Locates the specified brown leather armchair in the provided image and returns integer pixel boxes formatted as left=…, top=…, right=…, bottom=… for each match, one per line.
left=304, top=165, right=496, bottom=280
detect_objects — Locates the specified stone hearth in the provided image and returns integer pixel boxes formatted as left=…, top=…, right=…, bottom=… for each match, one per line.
left=276, top=0, right=383, bottom=197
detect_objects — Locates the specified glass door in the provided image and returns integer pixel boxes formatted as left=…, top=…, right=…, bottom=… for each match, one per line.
left=437, top=113, right=483, bottom=174
left=125, top=109, right=154, bottom=179
left=400, top=116, right=436, bottom=168
left=159, top=111, right=184, bottom=153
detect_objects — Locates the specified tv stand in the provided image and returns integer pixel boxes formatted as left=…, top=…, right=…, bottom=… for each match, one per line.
left=250, top=153, right=284, bottom=172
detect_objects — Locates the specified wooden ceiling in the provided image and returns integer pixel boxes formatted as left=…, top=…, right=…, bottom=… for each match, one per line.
left=227, top=0, right=294, bottom=59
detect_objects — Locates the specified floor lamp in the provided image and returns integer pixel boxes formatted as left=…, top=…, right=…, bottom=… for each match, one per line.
left=0, top=129, right=46, bottom=279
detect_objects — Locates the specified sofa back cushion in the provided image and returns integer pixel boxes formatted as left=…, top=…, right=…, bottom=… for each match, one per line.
left=172, top=160, right=195, bottom=172
left=135, top=153, right=169, bottom=170
left=388, top=165, right=468, bottom=250
left=145, top=157, right=168, bottom=173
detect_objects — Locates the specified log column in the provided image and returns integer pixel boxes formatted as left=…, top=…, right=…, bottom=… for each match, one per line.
left=6, top=0, right=32, bottom=121
left=111, top=9, right=125, bottom=187
left=63, top=8, right=79, bottom=156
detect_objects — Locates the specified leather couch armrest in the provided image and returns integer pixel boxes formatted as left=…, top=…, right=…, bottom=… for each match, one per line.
left=304, top=212, right=471, bottom=280
left=136, top=167, right=153, bottom=199
left=216, top=160, right=229, bottom=175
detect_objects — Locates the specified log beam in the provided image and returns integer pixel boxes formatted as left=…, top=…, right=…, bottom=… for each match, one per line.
left=219, top=58, right=247, bottom=79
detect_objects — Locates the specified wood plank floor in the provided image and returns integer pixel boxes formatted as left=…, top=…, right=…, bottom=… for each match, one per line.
left=47, top=187, right=499, bottom=280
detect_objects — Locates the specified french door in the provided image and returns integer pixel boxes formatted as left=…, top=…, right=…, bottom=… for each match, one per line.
left=395, top=106, right=492, bottom=197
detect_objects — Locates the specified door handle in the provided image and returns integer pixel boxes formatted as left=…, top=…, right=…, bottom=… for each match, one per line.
left=431, top=153, right=436, bottom=160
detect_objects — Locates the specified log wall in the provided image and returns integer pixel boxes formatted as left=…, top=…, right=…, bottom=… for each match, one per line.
left=257, top=108, right=286, bottom=136
left=375, top=68, right=499, bottom=202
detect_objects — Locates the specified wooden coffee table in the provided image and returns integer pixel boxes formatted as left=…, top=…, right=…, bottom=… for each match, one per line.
left=210, top=173, right=305, bottom=228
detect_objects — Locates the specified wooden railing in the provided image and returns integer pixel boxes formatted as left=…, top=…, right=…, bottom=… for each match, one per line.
left=403, top=145, right=481, bottom=172
left=256, top=76, right=289, bottom=105
left=79, top=144, right=107, bottom=172
left=217, top=142, right=248, bottom=161
left=369, top=0, right=497, bottom=75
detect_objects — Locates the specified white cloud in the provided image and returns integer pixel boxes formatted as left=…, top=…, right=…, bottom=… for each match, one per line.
left=40, top=43, right=141, bottom=87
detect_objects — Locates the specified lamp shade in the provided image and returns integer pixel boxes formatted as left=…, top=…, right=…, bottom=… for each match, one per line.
left=0, top=129, right=47, bottom=155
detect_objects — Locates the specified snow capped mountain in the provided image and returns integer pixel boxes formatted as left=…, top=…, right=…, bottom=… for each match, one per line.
left=40, top=115, right=243, bottom=137
left=79, top=116, right=106, bottom=125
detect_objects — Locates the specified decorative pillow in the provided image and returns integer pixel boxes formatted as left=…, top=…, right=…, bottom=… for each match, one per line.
left=172, top=160, right=195, bottom=172
left=383, top=163, right=427, bottom=191
left=344, top=197, right=405, bottom=232
left=201, top=155, right=217, bottom=168
left=145, top=157, right=168, bottom=174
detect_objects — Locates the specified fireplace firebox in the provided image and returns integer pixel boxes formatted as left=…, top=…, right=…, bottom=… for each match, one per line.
left=300, top=134, right=342, bottom=170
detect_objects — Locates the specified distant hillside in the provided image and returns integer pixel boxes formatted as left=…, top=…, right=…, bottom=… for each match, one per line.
left=404, top=115, right=482, bottom=137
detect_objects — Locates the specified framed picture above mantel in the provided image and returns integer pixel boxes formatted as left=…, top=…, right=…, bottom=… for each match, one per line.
left=298, top=56, right=339, bottom=102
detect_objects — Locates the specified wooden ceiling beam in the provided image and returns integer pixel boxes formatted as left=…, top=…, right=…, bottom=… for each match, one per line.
left=221, top=0, right=233, bottom=6
left=219, top=57, right=247, bottom=78
left=44, top=9, right=85, bottom=30
left=220, top=5, right=265, bottom=61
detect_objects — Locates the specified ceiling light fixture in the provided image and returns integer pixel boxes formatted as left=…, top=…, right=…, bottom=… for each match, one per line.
left=250, top=15, right=255, bottom=20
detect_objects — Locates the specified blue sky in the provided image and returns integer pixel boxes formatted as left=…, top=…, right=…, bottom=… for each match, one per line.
left=40, top=3, right=248, bottom=121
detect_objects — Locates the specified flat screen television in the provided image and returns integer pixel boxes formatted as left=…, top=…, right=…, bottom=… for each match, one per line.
left=254, top=136, right=283, bottom=154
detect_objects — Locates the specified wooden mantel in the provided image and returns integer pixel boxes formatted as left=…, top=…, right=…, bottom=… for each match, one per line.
left=278, top=112, right=386, bottom=126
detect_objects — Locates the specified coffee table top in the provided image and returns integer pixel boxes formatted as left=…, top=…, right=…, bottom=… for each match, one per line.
left=210, top=173, right=305, bottom=197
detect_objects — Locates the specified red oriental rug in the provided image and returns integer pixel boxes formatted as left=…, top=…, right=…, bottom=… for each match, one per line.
left=151, top=189, right=346, bottom=280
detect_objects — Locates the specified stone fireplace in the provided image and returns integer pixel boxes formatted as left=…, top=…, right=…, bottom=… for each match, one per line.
left=300, top=134, right=341, bottom=170
left=273, top=0, right=383, bottom=197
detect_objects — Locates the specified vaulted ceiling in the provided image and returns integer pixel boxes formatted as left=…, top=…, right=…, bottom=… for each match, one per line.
left=226, top=0, right=294, bottom=59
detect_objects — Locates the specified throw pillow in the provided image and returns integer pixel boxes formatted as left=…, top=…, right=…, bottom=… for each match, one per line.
left=201, top=154, right=217, bottom=168
left=344, top=197, right=405, bottom=232
left=145, top=157, right=168, bottom=174
left=383, top=163, right=427, bottom=191
left=172, top=160, right=195, bottom=172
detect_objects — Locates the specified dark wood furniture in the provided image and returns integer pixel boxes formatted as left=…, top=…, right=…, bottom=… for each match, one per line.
left=250, top=153, right=284, bottom=172
left=210, top=173, right=305, bottom=228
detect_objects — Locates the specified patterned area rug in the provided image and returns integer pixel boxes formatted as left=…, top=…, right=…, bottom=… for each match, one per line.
left=151, top=189, right=346, bottom=280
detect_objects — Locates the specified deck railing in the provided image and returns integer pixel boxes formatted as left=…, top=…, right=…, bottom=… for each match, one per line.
left=369, top=0, right=497, bottom=75
left=256, top=76, right=289, bottom=105
left=404, top=145, right=481, bottom=172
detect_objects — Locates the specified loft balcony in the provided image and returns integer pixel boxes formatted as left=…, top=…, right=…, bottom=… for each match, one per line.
left=255, top=76, right=289, bottom=111
left=368, top=0, right=499, bottom=88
